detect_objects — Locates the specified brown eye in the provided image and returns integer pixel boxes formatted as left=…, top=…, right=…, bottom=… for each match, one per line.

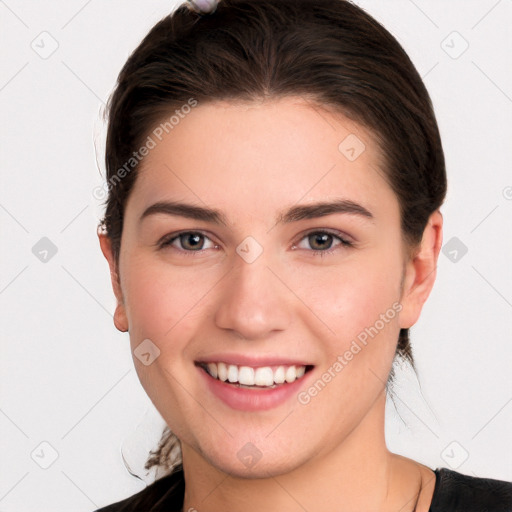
left=177, top=232, right=205, bottom=250
left=308, top=232, right=335, bottom=251
left=160, top=231, right=216, bottom=253
left=293, top=230, right=353, bottom=257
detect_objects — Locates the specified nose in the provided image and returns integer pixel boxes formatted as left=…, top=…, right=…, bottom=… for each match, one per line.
left=213, top=245, right=292, bottom=340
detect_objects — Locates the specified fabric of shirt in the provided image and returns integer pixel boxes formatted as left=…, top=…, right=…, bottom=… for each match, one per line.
left=93, top=466, right=512, bottom=512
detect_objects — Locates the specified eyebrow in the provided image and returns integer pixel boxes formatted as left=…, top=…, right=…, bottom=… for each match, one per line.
left=139, top=198, right=374, bottom=226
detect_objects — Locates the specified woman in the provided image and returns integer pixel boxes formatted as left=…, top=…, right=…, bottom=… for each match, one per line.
left=94, top=0, right=512, bottom=510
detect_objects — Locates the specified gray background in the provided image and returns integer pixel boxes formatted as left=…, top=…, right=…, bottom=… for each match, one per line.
left=1, top=0, right=511, bottom=510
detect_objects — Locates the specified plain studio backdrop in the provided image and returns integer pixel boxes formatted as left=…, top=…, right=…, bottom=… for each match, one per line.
left=1, top=1, right=511, bottom=510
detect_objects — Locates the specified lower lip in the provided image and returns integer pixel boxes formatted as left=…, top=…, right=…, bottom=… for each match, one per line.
left=196, top=365, right=314, bottom=411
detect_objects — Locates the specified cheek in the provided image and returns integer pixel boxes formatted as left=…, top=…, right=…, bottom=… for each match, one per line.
left=121, top=255, right=223, bottom=372
left=293, top=250, right=403, bottom=345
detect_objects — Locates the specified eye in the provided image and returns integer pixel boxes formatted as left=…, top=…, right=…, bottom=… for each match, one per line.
left=159, top=231, right=218, bottom=256
left=292, top=230, right=353, bottom=257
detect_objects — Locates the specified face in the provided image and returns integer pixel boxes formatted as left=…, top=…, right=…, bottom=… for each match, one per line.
left=100, top=96, right=437, bottom=478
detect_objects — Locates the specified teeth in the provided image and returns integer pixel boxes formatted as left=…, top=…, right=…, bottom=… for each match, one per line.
left=207, top=362, right=218, bottom=379
left=217, top=362, right=228, bottom=382
left=255, top=367, right=274, bottom=386
left=238, top=366, right=254, bottom=385
left=202, top=362, right=308, bottom=386
left=227, top=364, right=238, bottom=383
left=274, top=366, right=285, bottom=384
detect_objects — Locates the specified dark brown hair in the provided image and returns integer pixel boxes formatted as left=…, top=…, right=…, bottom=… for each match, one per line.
left=99, top=0, right=446, bottom=476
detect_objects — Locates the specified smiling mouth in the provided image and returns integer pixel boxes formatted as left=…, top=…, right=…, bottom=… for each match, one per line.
left=195, top=361, right=315, bottom=389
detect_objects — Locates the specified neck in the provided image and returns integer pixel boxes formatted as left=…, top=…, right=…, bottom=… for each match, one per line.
left=181, top=391, right=426, bottom=512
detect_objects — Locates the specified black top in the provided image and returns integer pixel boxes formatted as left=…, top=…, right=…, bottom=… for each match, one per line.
left=94, top=466, right=512, bottom=511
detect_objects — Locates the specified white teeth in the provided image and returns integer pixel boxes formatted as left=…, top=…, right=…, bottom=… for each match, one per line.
left=207, top=362, right=218, bottom=379
left=217, top=362, right=228, bottom=382
left=285, top=366, right=297, bottom=383
left=254, top=367, right=274, bottom=386
left=227, top=364, right=238, bottom=383
left=238, top=366, right=255, bottom=385
left=202, top=362, right=308, bottom=386
left=274, top=366, right=285, bottom=384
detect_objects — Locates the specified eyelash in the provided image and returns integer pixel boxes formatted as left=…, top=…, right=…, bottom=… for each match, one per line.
left=158, top=230, right=353, bottom=258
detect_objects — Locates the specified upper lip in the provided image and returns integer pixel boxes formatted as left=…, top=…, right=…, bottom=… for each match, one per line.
left=194, top=354, right=314, bottom=367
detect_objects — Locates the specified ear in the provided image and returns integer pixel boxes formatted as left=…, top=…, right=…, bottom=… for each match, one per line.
left=399, top=210, right=443, bottom=329
left=97, top=229, right=129, bottom=333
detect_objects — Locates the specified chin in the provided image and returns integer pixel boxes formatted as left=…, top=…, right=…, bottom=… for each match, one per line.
left=192, top=434, right=309, bottom=479
left=208, top=452, right=302, bottom=479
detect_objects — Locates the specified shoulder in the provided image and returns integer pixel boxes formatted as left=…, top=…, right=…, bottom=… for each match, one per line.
left=430, top=467, right=512, bottom=512
left=92, top=469, right=185, bottom=512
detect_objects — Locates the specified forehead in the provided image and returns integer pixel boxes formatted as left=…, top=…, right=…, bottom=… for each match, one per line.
left=129, top=96, right=396, bottom=222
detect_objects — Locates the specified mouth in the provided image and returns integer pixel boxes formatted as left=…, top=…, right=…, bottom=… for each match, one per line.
left=195, top=361, right=315, bottom=389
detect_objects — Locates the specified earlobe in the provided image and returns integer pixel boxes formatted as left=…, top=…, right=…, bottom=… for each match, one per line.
left=399, top=210, right=443, bottom=329
left=113, top=305, right=129, bottom=333
left=97, top=230, right=129, bottom=333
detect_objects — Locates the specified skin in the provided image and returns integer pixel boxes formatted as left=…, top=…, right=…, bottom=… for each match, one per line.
left=99, top=96, right=443, bottom=512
